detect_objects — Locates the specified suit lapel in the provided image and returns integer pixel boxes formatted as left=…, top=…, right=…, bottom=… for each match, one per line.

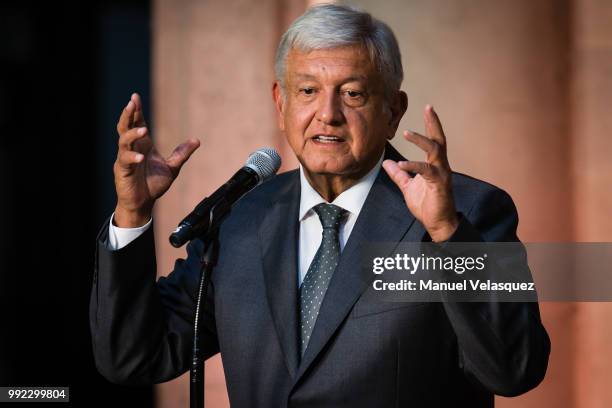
left=293, top=144, right=417, bottom=384
left=260, top=172, right=301, bottom=378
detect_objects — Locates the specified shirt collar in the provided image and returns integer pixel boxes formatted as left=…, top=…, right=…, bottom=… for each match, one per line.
left=298, top=150, right=385, bottom=221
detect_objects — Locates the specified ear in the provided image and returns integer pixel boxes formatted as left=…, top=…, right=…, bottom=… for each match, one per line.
left=272, top=81, right=286, bottom=131
left=386, top=90, right=408, bottom=139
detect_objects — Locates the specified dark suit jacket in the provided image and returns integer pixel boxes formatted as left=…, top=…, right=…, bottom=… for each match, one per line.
left=90, top=145, right=550, bottom=407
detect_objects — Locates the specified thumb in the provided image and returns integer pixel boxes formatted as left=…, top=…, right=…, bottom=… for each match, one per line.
left=382, top=159, right=412, bottom=191
left=166, top=138, right=201, bottom=171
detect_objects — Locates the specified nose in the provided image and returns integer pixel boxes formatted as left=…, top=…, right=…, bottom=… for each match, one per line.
left=315, top=90, right=343, bottom=126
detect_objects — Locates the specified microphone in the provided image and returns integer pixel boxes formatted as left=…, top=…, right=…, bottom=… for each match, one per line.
left=169, top=147, right=281, bottom=247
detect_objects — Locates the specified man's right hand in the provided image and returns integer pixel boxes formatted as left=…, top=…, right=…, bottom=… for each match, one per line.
left=113, top=93, right=200, bottom=228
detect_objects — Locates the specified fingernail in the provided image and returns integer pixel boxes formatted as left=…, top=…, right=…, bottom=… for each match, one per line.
left=126, top=101, right=133, bottom=110
left=137, top=127, right=147, bottom=135
left=135, top=154, right=144, bottom=162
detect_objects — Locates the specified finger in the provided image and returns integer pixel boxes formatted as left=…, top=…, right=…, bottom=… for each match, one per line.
left=119, top=127, right=148, bottom=151
left=117, top=150, right=144, bottom=169
left=130, top=92, right=147, bottom=127
left=396, top=160, right=437, bottom=180
left=403, top=130, right=440, bottom=156
left=117, top=99, right=136, bottom=134
left=166, top=138, right=201, bottom=172
left=403, top=130, right=447, bottom=166
left=382, top=159, right=413, bottom=189
left=424, top=105, right=446, bottom=147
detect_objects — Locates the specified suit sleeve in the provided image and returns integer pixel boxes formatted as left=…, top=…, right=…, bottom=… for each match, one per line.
left=89, top=218, right=219, bottom=385
left=442, top=188, right=551, bottom=397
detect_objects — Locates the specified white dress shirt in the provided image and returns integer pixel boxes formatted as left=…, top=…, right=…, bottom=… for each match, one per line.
left=108, top=152, right=384, bottom=287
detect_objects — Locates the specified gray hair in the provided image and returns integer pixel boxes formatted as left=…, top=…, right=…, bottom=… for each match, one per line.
left=274, top=3, right=403, bottom=99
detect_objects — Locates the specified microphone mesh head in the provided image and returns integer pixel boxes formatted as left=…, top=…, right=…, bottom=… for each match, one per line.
left=245, top=147, right=282, bottom=183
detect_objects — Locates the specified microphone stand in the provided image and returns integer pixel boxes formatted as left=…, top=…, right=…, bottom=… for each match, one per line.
left=190, top=231, right=218, bottom=408
left=189, top=205, right=226, bottom=408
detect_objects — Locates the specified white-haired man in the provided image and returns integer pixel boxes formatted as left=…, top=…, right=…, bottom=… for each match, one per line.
left=91, top=4, right=550, bottom=407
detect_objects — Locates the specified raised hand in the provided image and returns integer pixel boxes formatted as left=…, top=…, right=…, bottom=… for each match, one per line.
left=113, top=93, right=200, bottom=227
left=382, top=105, right=459, bottom=242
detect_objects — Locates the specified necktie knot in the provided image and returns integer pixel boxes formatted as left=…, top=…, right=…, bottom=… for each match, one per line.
left=313, top=203, right=347, bottom=230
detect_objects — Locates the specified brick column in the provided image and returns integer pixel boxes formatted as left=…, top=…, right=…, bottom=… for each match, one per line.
left=571, top=1, right=612, bottom=407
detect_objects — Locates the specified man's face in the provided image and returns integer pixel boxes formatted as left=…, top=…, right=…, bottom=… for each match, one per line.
left=273, top=45, right=406, bottom=181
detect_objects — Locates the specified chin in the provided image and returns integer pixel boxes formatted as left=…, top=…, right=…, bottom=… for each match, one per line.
left=302, top=159, right=355, bottom=177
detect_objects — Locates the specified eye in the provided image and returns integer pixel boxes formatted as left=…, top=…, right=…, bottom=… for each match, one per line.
left=341, top=89, right=367, bottom=106
left=299, top=87, right=315, bottom=95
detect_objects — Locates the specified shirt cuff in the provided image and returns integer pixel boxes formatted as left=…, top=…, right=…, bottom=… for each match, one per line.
left=107, top=212, right=152, bottom=250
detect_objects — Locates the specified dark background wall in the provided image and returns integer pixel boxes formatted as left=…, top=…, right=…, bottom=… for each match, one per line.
left=0, top=1, right=153, bottom=406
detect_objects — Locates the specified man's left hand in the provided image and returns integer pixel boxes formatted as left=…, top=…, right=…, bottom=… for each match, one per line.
left=382, top=105, right=459, bottom=242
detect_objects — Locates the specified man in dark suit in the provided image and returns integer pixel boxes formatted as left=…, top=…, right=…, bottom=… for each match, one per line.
left=90, top=4, right=550, bottom=407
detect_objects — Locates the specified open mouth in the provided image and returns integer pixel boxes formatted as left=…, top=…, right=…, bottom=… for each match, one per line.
left=312, top=135, right=345, bottom=144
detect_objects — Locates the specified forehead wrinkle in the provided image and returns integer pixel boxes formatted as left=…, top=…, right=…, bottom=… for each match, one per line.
left=287, top=46, right=372, bottom=69
left=292, top=72, right=369, bottom=84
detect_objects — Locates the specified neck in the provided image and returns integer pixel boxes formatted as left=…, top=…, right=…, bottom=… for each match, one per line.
left=303, top=173, right=356, bottom=203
